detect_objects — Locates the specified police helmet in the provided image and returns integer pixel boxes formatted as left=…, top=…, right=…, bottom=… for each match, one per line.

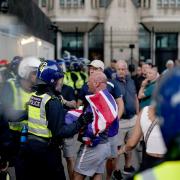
left=37, top=60, right=64, bottom=85
left=70, top=62, right=80, bottom=71
left=18, top=56, right=41, bottom=80
left=154, top=67, right=180, bottom=147
left=10, top=56, right=22, bottom=73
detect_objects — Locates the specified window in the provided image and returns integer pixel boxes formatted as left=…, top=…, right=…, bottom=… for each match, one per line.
left=157, top=0, right=162, bottom=7
left=41, top=0, right=47, bottom=7
left=73, top=0, right=78, bottom=7
left=170, top=0, right=176, bottom=7
left=62, top=33, right=84, bottom=57
left=163, top=0, right=169, bottom=7
left=156, top=33, right=177, bottom=49
left=48, top=0, right=54, bottom=10
left=66, top=0, right=71, bottom=7
left=59, top=0, right=64, bottom=7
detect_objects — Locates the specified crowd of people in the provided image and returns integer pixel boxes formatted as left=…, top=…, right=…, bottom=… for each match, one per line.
left=0, top=55, right=179, bottom=180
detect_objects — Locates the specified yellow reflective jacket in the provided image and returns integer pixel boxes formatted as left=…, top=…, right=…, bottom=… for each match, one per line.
left=8, top=79, right=32, bottom=132
left=28, top=93, right=52, bottom=138
left=134, top=161, right=180, bottom=180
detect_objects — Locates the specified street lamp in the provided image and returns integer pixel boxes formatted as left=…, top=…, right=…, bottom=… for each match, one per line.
left=129, top=44, right=135, bottom=75
left=129, top=44, right=135, bottom=65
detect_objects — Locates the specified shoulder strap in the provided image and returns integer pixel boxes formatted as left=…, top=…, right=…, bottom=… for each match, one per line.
left=144, top=118, right=158, bottom=146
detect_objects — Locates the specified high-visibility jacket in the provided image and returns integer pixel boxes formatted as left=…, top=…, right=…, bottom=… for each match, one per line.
left=134, top=161, right=180, bottom=180
left=80, top=71, right=88, bottom=84
left=28, top=93, right=52, bottom=138
left=8, top=79, right=32, bottom=132
left=72, top=71, right=84, bottom=89
left=63, top=72, right=74, bottom=88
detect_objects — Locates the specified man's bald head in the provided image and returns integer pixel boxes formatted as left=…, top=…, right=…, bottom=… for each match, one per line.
left=88, top=71, right=107, bottom=93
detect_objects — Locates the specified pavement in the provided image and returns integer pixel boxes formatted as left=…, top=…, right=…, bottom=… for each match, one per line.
left=6, top=139, right=142, bottom=180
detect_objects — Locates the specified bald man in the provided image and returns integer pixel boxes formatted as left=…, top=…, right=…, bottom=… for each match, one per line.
left=77, top=60, right=124, bottom=180
left=73, top=71, right=118, bottom=180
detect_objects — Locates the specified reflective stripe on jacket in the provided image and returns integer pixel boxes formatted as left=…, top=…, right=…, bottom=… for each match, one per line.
left=8, top=79, right=32, bottom=131
left=28, top=93, right=52, bottom=138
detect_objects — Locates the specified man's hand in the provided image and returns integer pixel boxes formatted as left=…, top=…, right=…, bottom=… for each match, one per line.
left=78, top=112, right=93, bottom=125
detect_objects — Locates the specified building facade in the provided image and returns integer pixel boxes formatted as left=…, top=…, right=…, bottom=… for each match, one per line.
left=0, top=0, right=54, bottom=60
left=38, top=0, right=180, bottom=72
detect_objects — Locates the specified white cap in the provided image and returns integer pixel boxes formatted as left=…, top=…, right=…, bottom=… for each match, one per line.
left=88, top=60, right=104, bottom=70
left=166, top=60, right=174, bottom=65
left=18, top=56, right=41, bottom=79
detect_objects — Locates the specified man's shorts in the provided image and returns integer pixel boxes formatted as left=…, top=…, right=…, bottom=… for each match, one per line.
left=62, top=136, right=76, bottom=158
left=108, top=134, right=119, bottom=158
left=118, top=115, right=137, bottom=146
left=74, top=143, right=111, bottom=177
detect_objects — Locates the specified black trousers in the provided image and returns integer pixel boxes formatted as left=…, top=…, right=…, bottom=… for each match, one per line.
left=15, top=139, right=66, bottom=180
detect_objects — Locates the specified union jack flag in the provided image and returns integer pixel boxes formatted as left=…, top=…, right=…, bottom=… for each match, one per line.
left=65, top=109, right=83, bottom=124
left=85, top=89, right=118, bottom=135
left=65, top=89, right=118, bottom=146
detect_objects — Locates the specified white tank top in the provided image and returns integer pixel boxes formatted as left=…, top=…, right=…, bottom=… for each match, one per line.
left=140, top=106, right=167, bottom=155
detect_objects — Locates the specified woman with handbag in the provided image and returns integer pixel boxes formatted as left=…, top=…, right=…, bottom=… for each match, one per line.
left=118, top=105, right=166, bottom=171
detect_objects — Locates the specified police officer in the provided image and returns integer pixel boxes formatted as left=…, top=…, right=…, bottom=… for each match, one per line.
left=16, top=60, right=92, bottom=180
left=9, top=56, right=22, bottom=78
left=0, top=56, right=41, bottom=166
left=134, top=68, right=180, bottom=179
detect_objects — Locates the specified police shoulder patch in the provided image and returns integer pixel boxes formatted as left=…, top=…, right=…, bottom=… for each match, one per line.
left=29, top=96, right=42, bottom=108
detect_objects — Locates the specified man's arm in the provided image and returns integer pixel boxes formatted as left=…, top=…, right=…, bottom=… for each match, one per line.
left=115, top=97, right=124, bottom=119
left=135, top=95, right=139, bottom=114
left=46, top=99, right=91, bottom=139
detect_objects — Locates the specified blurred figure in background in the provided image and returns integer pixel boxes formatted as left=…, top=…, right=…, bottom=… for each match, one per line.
left=138, top=67, right=159, bottom=110
left=132, top=66, right=143, bottom=93
left=9, top=56, right=22, bottom=78
left=0, top=59, right=10, bottom=92
left=134, top=67, right=180, bottom=180
left=104, top=59, right=117, bottom=80
left=162, top=59, right=174, bottom=75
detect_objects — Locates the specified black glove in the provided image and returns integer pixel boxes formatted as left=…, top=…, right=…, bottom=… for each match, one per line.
left=78, top=112, right=93, bottom=125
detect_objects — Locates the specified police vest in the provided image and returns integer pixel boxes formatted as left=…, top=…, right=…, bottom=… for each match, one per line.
left=63, top=72, right=74, bottom=88
left=8, top=79, right=32, bottom=132
left=28, top=93, right=52, bottom=138
left=134, top=161, right=180, bottom=180
left=80, top=71, right=88, bottom=84
left=72, top=71, right=84, bottom=89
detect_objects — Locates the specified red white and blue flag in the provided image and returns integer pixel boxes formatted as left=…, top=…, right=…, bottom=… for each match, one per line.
left=65, top=109, right=83, bottom=124
left=65, top=89, right=118, bottom=146
left=85, top=89, right=118, bottom=135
